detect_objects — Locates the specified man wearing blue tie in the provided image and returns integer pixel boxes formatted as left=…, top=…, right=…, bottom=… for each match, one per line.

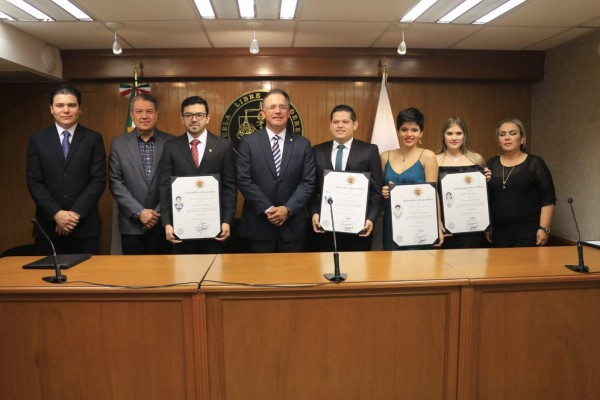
left=26, top=84, right=106, bottom=254
left=236, top=89, right=316, bottom=253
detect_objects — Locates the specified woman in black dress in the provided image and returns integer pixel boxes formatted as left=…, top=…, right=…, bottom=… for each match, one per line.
left=486, top=118, right=556, bottom=247
left=436, top=117, right=488, bottom=248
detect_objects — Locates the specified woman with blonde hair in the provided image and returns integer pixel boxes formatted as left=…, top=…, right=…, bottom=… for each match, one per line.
left=436, top=117, right=488, bottom=248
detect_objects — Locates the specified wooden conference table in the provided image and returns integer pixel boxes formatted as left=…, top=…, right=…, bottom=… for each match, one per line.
left=1, top=247, right=599, bottom=400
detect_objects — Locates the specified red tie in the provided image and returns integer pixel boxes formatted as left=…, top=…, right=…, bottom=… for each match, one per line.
left=191, top=139, right=200, bottom=167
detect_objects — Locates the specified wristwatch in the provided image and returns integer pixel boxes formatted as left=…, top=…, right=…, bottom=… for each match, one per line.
left=538, top=226, right=551, bottom=234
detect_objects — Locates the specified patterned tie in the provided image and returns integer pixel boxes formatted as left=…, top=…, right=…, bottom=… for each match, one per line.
left=190, top=139, right=200, bottom=167
left=335, top=144, right=344, bottom=171
left=272, top=136, right=281, bottom=176
left=61, top=131, right=70, bottom=159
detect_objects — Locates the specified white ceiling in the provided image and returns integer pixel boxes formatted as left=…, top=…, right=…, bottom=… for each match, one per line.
left=2, top=0, right=600, bottom=80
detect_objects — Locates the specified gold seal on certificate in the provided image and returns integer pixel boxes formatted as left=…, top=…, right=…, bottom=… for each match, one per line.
left=171, top=175, right=221, bottom=239
left=319, top=170, right=369, bottom=234
left=439, top=169, right=490, bottom=234
left=390, top=183, right=439, bottom=247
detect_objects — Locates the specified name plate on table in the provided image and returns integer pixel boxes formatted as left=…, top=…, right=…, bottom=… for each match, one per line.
left=171, top=175, right=221, bottom=239
left=439, top=168, right=490, bottom=234
left=319, top=170, right=369, bottom=234
left=390, top=183, right=439, bottom=247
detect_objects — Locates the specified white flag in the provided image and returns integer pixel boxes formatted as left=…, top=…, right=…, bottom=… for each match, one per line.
left=371, top=75, right=399, bottom=153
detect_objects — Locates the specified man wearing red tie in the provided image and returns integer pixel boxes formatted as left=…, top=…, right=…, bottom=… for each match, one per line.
left=157, top=96, right=237, bottom=254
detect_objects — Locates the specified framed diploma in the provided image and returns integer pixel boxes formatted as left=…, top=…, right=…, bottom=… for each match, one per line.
left=319, top=170, right=370, bottom=234
left=439, top=168, right=490, bottom=234
left=389, top=183, right=439, bottom=247
left=171, top=174, right=221, bottom=240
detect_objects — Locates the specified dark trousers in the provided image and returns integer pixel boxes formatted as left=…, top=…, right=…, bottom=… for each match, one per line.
left=121, top=229, right=172, bottom=255
left=175, top=239, right=224, bottom=254
left=246, top=237, right=304, bottom=253
left=315, top=232, right=372, bottom=252
left=35, top=236, right=100, bottom=255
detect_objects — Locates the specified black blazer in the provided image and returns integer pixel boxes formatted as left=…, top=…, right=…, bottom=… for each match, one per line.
left=236, top=129, right=316, bottom=243
left=26, top=124, right=107, bottom=239
left=310, top=139, right=383, bottom=223
left=157, top=132, right=237, bottom=227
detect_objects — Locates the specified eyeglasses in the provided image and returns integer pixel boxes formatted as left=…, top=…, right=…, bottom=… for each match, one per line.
left=183, top=112, right=207, bottom=120
left=265, top=104, right=289, bottom=112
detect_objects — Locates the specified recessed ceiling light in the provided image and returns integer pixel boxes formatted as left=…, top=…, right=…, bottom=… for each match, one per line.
left=437, top=0, right=482, bottom=24
left=0, top=11, right=15, bottom=21
left=400, top=0, right=438, bottom=23
left=194, top=0, right=216, bottom=19
left=6, top=0, right=53, bottom=21
left=238, top=0, right=256, bottom=19
left=280, top=0, right=298, bottom=19
left=473, top=0, right=527, bottom=24
left=51, top=0, right=93, bottom=21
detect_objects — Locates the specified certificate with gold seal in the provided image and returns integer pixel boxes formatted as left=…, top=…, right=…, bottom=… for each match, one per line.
left=319, top=170, right=369, bottom=234
left=439, top=168, right=489, bottom=234
left=171, top=175, right=221, bottom=239
left=390, top=183, right=439, bottom=247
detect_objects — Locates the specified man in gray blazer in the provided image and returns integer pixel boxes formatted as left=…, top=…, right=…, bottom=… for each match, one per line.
left=109, top=93, right=173, bottom=254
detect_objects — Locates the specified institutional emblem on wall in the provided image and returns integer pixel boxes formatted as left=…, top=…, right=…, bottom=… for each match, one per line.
left=220, top=89, right=304, bottom=150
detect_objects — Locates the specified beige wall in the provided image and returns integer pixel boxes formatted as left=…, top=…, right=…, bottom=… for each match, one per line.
left=533, top=30, right=600, bottom=241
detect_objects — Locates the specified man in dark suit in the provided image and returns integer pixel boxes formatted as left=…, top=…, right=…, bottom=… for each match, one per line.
left=109, top=93, right=173, bottom=255
left=158, top=96, right=236, bottom=254
left=236, top=89, right=316, bottom=253
left=310, top=104, right=383, bottom=251
left=26, top=84, right=106, bottom=254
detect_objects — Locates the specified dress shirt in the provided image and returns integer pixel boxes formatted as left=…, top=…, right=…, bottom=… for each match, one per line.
left=330, top=138, right=353, bottom=171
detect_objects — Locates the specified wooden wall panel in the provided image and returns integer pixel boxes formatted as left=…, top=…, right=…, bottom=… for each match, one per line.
left=0, top=79, right=531, bottom=254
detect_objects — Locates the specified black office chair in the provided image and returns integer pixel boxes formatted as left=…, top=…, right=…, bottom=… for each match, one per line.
left=0, top=244, right=43, bottom=257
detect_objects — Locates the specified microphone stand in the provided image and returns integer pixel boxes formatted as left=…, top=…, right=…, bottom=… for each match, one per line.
left=565, top=198, right=589, bottom=273
left=32, top=219, right=67, bottom=283
left=323, top=197, right=347, bottom=282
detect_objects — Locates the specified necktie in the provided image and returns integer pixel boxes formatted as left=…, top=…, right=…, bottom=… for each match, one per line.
left=272, top=136, right=281, bottom=176
left=191, top=139, right=200, bottom=167
left=335, top=144, right=344, bottom=171
left=61, top=131, right=70, bottom=159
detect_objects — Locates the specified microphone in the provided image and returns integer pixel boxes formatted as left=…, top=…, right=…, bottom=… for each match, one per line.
left=32, top=218, right=67, bottom=283
left=323, top=195, right=347, bottom=283
left=565, top=198, right=588, bottom=273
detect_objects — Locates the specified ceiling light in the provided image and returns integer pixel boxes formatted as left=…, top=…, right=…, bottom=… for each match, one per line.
left=249, top=28, right=259, bottom=55
left=473, top=0, right=527, bottom=24
left=437, top=0, right=482, bottom=23
left=0, top=11, right=15, bottom=21
left=280, top=0, right=298, bottom=19
left=6, top=0, right=53, bottom=21
left=238, top=0, right=256, bottom=19
left=51, top=0, right=93, bottom=21
left=397, top=31, right=407, bottom=55
left=106, top=22, right=125, bottom=55
left=194, top=0, right=215, bottom=19
left=400, top=0, right=438, bottom=23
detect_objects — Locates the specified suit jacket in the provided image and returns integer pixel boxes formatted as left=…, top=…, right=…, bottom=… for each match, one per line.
left=26, top=124, right=107, bottom=239
left=310, top=139, right=383, bottom=223
left=109, top=129, right=174, bottom=235
left=236, top=129, right=316, bottom=242
left=158, top=132, right=237, bottom=228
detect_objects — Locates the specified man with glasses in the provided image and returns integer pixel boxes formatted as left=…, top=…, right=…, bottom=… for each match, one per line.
left=237, top=89, right=316, bottom=252
left=157, top=96, right=236, bottom=254
left=109, top=93, right=173, bottom=255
